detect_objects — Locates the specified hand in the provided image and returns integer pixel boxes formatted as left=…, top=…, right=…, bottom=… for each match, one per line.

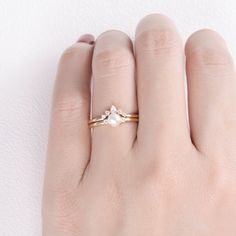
left=43, top=14, right=236, bottom=235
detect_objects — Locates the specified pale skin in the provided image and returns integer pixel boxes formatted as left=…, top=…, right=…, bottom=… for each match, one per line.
left=42, top=14, right=236, bottom=235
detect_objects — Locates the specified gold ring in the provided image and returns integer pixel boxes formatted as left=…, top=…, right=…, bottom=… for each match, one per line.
left=89, top=105, right=139, bottom=128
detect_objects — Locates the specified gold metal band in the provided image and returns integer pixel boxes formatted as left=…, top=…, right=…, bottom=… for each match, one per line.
left=89, top=117, right=139, bottom=128
left=88, top=114, right=139, bottom=124
left=88, top=105, right=139, bottom=128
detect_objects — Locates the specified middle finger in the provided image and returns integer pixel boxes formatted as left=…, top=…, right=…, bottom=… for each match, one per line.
left=135, top=14, right=190, bottom=153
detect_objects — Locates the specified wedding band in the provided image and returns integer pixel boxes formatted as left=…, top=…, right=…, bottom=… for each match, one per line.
left=89, top=105, right=139, bottom=128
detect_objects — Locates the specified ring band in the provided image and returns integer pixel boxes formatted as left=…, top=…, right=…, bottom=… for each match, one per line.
left=88, top=105, right=139, bottom=128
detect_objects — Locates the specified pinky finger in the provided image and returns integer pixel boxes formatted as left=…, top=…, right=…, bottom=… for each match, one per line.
left=44, top=38, right=94, bottom=195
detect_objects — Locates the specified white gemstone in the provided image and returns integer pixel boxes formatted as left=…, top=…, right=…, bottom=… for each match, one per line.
left=107, top=113, right=122, bottom=127
left=110, top=105, right=117, bottom=112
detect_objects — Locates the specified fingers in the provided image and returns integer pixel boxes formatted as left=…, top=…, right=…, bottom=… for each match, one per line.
left=135, top=14, right=190, bottom=152
left=186, top=29, right=236, bottom=157
left=44, top=40, right=94, bottom=192
left=91, top=31, right=137, bottom=160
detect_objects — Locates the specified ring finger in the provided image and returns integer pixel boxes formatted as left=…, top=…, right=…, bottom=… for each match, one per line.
left=91, top=30, right=137, bottom=162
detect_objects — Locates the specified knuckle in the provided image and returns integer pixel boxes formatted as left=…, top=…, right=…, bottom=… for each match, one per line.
left=44, top=188, right=73, bottom=209
left=205, top=162, right=236, bottom=200
left=140, top=145, right=196, bottom=194
left=60, top=44, right=89, bottom=63
left=43, top=189, right=79, bottom=226
left=136, top=29, right=181, bottom=53
left=140, top=162, right=183, bottom=200
left=93, top=48, right=134, bottom=76
left=52, top=93, right=89, bottom=122
left=138, top=168, right=159, bottom=200
left=103, top=180, right=122, bottom=208
left=188, top=48, right=235, bottom=79
left=61, top=45, right=81, bottom=60
left=188, top=47, right=233, bottom=68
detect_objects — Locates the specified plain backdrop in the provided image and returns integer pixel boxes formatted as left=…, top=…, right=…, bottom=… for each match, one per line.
left=1, top=0, right=236, bottom=235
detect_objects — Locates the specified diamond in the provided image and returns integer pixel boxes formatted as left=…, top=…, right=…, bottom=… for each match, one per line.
left=110, top=105, right=117, bottom=112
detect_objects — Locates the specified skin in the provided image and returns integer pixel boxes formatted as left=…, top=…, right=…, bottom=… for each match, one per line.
left=42, top=14, right=236, bottom=235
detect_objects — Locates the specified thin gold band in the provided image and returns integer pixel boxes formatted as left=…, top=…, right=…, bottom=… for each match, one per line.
left=89, top=117, right=139, bottom=128
left=88, top=114, right=139, bottom=124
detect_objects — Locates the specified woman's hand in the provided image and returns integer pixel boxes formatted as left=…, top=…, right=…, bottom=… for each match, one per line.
left=43, top=14, right=236, bottom=235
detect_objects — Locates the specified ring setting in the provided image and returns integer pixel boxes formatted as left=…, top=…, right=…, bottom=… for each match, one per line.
left=88, top=105, right=138, bottom=128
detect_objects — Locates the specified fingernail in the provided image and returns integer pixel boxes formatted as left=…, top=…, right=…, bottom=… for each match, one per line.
left=77, top=34, right=95, bottom=45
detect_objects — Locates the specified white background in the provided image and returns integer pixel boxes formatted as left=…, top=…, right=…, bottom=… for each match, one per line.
left=1, top=0, right=236, bottom=235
